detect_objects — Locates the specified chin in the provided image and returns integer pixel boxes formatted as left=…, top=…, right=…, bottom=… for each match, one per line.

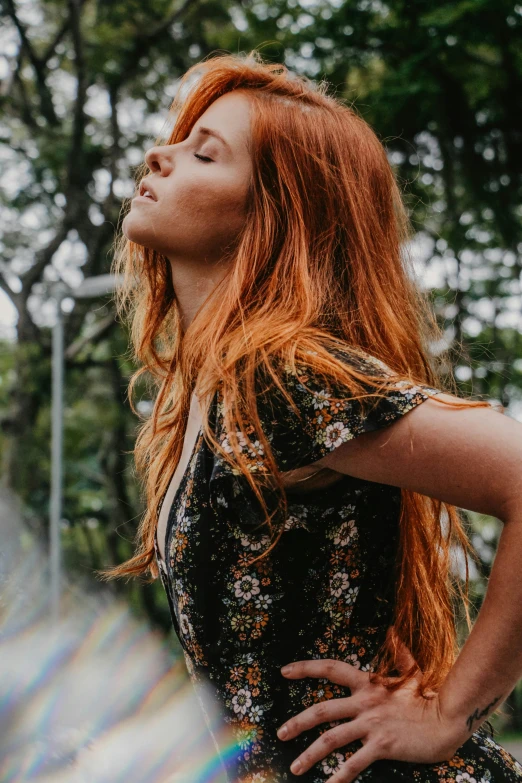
left=122, top=215, right=151, bottom=246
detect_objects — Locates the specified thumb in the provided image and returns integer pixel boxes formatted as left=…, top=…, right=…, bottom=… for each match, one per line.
left=386, top=626, right=420, bottom=675
left=386, top=627, right=438, bottom=697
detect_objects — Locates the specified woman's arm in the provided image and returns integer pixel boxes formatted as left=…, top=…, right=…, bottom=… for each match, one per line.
left=314, top=393, right=522, bottom=746
left=438, top=516, right=522, bottom=744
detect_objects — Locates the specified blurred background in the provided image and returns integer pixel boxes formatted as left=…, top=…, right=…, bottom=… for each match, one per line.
left=1, top=0, right=522, bottom=775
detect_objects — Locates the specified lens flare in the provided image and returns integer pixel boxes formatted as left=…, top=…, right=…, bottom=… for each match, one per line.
left=0, top=492, right=240, bottom=782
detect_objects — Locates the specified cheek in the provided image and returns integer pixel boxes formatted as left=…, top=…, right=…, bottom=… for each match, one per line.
left=122, top=172, right=250, bottom=254
left=178, top=175, right=249, bottom=225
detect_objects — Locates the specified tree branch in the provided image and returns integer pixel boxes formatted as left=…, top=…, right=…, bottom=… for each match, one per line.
left=139, top=0, right=199, bottom=39
left=65, top=313, right=117, bottom=361
left=19, top=223, right=70, bottom=295
left=0, top=268, right=20, bottom=309
left=3, top=0, right=59, bottom=125
left=10, top=50, right=39, bottom=129
left=42, top=18, right=69, bottom=65
left=116, top=0, right=200, bottom=89
left=65, top=0, right=89, bottom=195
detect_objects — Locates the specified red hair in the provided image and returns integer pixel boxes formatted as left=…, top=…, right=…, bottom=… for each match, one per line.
left=100, top=50, right=493, bottom=701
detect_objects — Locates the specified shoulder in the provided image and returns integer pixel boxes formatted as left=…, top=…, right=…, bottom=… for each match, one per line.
left=252, top=342, right=443, bottom=472
left=315, top=390, right=520, bottom=520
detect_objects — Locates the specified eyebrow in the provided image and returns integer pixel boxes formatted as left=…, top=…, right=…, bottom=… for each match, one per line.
left=194, top=126, right=232, bottom=152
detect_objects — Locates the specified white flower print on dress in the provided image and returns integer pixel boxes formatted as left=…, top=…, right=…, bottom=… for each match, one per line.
left=240, top=533, right=271, bottom=551
left=234, top=574, right=260, bottom=601
left=254, top=594, right=272, bottom=610
left=324, top=421, right=353, bottom=449
left=215, top=492, right=229, bottom=509
left=311, top=389, right=332, bottom=410
left=345, top=586, right=359, bottom=605
left=222, top=430, right=248, bottom=454
left=247, top=439, right=265, bottom=458
left=334, top=518, right=358, bottom=546
left=178, top=513, right=195, bottom=533
left=456, top=774, right=477, bottom=783
left=321, top=752, right=345, bottom=776
left=284, top=507, right=310, bottom=531
left=284, top=515, right=300, bottom=531
left=232, top=687, right=252, bottom=715
left=330, top=570, right=350, bottom=597
left=249, top=705, right=264, bottom=723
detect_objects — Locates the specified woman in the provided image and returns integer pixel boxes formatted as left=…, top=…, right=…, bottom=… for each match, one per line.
left=102, top=51, right=522, bottom=782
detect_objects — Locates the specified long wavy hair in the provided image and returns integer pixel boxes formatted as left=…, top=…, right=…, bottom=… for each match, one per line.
left=100, top=50, right=495, bottom=701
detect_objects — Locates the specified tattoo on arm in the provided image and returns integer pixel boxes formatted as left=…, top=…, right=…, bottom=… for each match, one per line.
left=466, top=695, right=502, bottom=732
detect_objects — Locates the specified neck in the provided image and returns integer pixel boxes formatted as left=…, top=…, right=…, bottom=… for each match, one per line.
left=168, top=258, right=230, bottom=332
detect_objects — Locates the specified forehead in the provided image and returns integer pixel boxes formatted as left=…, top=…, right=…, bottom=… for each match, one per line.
left=195, top=90, right=252, bottom=152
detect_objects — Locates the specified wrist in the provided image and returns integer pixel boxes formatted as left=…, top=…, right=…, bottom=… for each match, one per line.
left=436, top=680, right=504, bottom=749
left=433, top=697, right=473, bottom=756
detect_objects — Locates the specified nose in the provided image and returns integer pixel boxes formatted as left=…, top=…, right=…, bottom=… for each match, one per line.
left=144, top=145, right=173, bottom=174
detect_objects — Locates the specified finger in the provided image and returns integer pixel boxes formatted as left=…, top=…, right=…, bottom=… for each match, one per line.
left=327, top=741, right=381, bottom=783
left=281, top=659, right=368, bottom=689
left=289, top=718, right=366, bottom=776
left=278, top=697, right=359, bottom=741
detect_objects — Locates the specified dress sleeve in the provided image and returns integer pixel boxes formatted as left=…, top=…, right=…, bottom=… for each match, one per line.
left=266, top=346, right=442, bottom=472
left=208, top=345, right=442, bottom=534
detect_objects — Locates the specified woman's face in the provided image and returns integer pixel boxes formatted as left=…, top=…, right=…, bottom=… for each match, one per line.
left=122, top=90, right=253, bottom=269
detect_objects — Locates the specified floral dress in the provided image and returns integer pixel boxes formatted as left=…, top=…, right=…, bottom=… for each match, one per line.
left=153, top=346, right=522, bottom=783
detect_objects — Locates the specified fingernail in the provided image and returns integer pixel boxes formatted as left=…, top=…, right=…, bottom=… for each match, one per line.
left=281, top=665, right=292, bottom=675
left=291, top=760, right=302, bottom=775
left=277, top=724, right=288, bottom=739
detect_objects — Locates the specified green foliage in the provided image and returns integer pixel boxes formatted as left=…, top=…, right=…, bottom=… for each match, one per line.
left=1, top=0, right=521, bottom=721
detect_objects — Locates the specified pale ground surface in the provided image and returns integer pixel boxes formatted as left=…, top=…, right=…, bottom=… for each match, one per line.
left=502, top=739, right=522, bottom=761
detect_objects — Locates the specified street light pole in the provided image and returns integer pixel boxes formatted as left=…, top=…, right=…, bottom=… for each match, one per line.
left=49, top=274, right=123, bottom=623
left=50, top=285, right=66, bottom=623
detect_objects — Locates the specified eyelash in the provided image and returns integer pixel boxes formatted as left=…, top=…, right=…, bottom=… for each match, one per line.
left=194, top=153, right=213, bottom=163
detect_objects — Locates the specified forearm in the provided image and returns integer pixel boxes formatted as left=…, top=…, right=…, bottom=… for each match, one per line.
left=438, top=516, right=522, bottom=746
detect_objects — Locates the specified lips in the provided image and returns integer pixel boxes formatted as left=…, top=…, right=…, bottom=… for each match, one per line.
left=138, top=179, right=157, bottom=201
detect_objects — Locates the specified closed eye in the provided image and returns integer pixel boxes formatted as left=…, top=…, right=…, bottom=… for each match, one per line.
left=194, top=153, right=213, bottom=163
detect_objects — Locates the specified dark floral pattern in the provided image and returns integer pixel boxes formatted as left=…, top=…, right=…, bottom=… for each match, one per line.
left=154, top=347, right=522, bottom=782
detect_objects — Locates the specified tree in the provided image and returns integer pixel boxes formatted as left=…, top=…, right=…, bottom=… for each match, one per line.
left=1, top=0, right=521, bottom=728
